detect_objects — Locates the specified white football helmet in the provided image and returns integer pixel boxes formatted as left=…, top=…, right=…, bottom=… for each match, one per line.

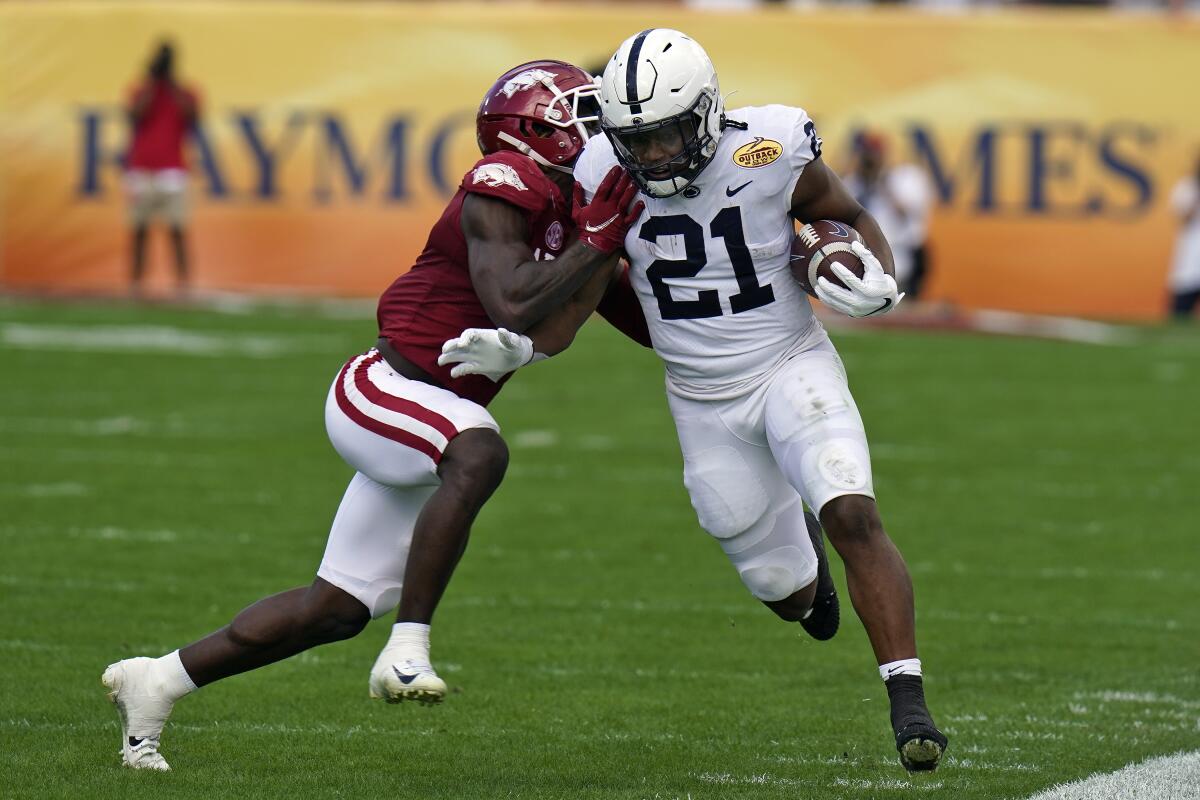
left=599, top=29, right=725, bottom=198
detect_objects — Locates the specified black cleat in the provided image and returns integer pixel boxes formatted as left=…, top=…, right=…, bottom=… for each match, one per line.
left=799, top=511, right=839, bottom=641
left=887, top=674, right=948, bottom=772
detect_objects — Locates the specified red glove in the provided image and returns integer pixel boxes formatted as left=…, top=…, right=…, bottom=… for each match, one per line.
left=572, top=166, right=644, bottom=255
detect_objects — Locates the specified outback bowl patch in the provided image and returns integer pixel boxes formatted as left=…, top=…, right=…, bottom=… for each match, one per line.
left=732, top=137, right=783, bottom=169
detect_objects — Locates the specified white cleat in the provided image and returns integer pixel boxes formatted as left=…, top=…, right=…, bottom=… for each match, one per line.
left=101, top=657, right=174, bottom=771
left=119, top=737, right=170, bottom=771
left=368, top=655, right=447, bottom=705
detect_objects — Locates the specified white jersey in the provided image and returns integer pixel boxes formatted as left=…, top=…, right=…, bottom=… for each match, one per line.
left=576, top=105, right=828, bottom=400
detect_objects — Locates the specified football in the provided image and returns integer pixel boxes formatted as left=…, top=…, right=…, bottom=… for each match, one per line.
left=790, top=219, right=866, bottom=298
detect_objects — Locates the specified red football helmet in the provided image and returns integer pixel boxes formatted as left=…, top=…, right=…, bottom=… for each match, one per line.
left=476, top=60, right=600, bottom=174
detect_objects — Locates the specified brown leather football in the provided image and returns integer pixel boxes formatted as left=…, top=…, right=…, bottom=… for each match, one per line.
left=790, top=220, right=866, bottom=298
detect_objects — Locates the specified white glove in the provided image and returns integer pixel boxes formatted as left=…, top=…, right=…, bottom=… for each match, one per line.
left=814, top=241, right=905, bottom=318
left=437, top=328, right=534, bottom=382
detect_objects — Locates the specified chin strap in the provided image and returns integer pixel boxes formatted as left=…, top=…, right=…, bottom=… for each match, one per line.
left=496, top=132, right=575, bottom=175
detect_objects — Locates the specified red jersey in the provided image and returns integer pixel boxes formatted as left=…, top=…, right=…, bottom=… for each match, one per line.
left=377, top=151, right=571, bottom=406
left=126, top=80, right=199, bottom=171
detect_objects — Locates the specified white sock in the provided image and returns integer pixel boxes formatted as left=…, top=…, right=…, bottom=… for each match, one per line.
left=385, top=622, right=431, bottom=664
left=879, top=658, right=922, bottom=682
left=153, top=650, right=198, bottom=701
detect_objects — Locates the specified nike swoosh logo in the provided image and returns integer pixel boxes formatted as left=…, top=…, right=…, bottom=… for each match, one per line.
left=726, top=181, right=753, bottom=197
left=392, top=666, right=419, bottom=685
left=584, top=213, right=619, bottom=233
left=865, top=298, right=893, bottom=317
left=826, top=220, right=851, bottom=238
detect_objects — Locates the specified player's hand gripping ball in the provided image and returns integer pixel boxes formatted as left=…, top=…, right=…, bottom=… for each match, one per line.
left=791, top=220, right=903, bottom=317
left=789, top=220, right=866, bottom=297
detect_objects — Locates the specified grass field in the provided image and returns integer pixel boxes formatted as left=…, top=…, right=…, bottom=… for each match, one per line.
left=2, top=297, right=1198, bottom=799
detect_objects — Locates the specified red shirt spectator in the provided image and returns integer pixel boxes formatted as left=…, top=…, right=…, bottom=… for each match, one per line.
left=126, top=79, right=199, bottom=171
left=124, top=41, right=201, bottom=295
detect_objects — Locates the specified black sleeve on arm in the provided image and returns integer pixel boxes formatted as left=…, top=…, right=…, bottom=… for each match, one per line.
left=596, top=266, right=652, bottom=348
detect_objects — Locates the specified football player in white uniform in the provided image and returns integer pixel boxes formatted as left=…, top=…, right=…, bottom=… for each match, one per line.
left=439, top=29, right=946, bottom=772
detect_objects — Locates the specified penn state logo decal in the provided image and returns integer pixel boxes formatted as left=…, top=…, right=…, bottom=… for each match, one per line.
left=545, top=221, right=564, bottom=250
left=472, top=163, right=528, bottom=191
left=732, top=137, right=783, bottom=169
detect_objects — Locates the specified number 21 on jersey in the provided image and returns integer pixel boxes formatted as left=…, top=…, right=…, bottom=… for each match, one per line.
left=639, top=207, right=775, bottom=321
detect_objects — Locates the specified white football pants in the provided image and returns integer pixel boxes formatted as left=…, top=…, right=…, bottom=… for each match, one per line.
left=667, top=337, right=875, bottom=602
left=317, top=349, right=499, bottom=617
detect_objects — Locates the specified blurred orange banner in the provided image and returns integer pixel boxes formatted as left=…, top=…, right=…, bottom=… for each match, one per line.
left=1, top=2, right=1198, bottom=318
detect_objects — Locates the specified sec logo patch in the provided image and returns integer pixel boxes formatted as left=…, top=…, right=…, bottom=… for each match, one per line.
left=732, top=137, right=783, bottom=169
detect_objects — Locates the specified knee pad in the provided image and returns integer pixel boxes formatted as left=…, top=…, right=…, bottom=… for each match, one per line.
left=317, top=564, right=402, bottom=619
left=722, top=499, right=819, bottom=602
left=738, top=547, right=815, bottom=602
left=682, top=445, right=771, bottom=540
left=363, top=582, right=403, bottom=620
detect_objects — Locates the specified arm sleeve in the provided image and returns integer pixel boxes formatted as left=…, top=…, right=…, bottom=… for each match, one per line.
left=595, top=265, right=652, bottom=348
left=461, top=151, right=552, bottom=213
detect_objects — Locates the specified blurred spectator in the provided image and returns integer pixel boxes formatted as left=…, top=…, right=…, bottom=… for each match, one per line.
left=124, top=41, right=201, bottom=297
left=843, top=131, right=935, bottom=300
left=1167, top=152, right=1200, bottom=320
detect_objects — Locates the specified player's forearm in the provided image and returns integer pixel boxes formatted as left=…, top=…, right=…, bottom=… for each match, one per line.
left=523, top=255, right=620, bottom=356
left=848, top=209, right=897, bottom=279
left=498, top=241, right=613, bottom=333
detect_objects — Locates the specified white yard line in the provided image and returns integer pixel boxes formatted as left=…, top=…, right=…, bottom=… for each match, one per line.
left=825, top=307, right=1138, bottom=346
left=0, top=322, right=346, bottom=357
left=970, top=310, right=1137, bottom=347
left=1022, top=750, right=1200, bottom=800
left=511, top=429, right=559, bottom=448
left=196, top=291, right=375, bottom=319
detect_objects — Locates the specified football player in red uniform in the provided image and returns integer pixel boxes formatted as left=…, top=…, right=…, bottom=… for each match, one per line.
left=101, top=61, right=645, bottom=771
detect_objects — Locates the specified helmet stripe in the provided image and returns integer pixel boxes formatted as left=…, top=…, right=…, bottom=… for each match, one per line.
left=626, top=28, right=653, bottom=114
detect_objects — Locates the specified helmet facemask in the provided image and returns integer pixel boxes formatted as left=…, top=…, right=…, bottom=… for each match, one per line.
left=553, top=84, right=602, bottom=142
left=478, top=63, right=602, bottom=174
left=604, top=91, right=719, bottom=198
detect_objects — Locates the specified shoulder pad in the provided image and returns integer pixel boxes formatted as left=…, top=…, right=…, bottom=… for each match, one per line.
left=462, top=151, right=555, bottom=213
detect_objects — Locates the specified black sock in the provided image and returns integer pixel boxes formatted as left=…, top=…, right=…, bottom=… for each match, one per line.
left=886, top=674, right=935, bottom=734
